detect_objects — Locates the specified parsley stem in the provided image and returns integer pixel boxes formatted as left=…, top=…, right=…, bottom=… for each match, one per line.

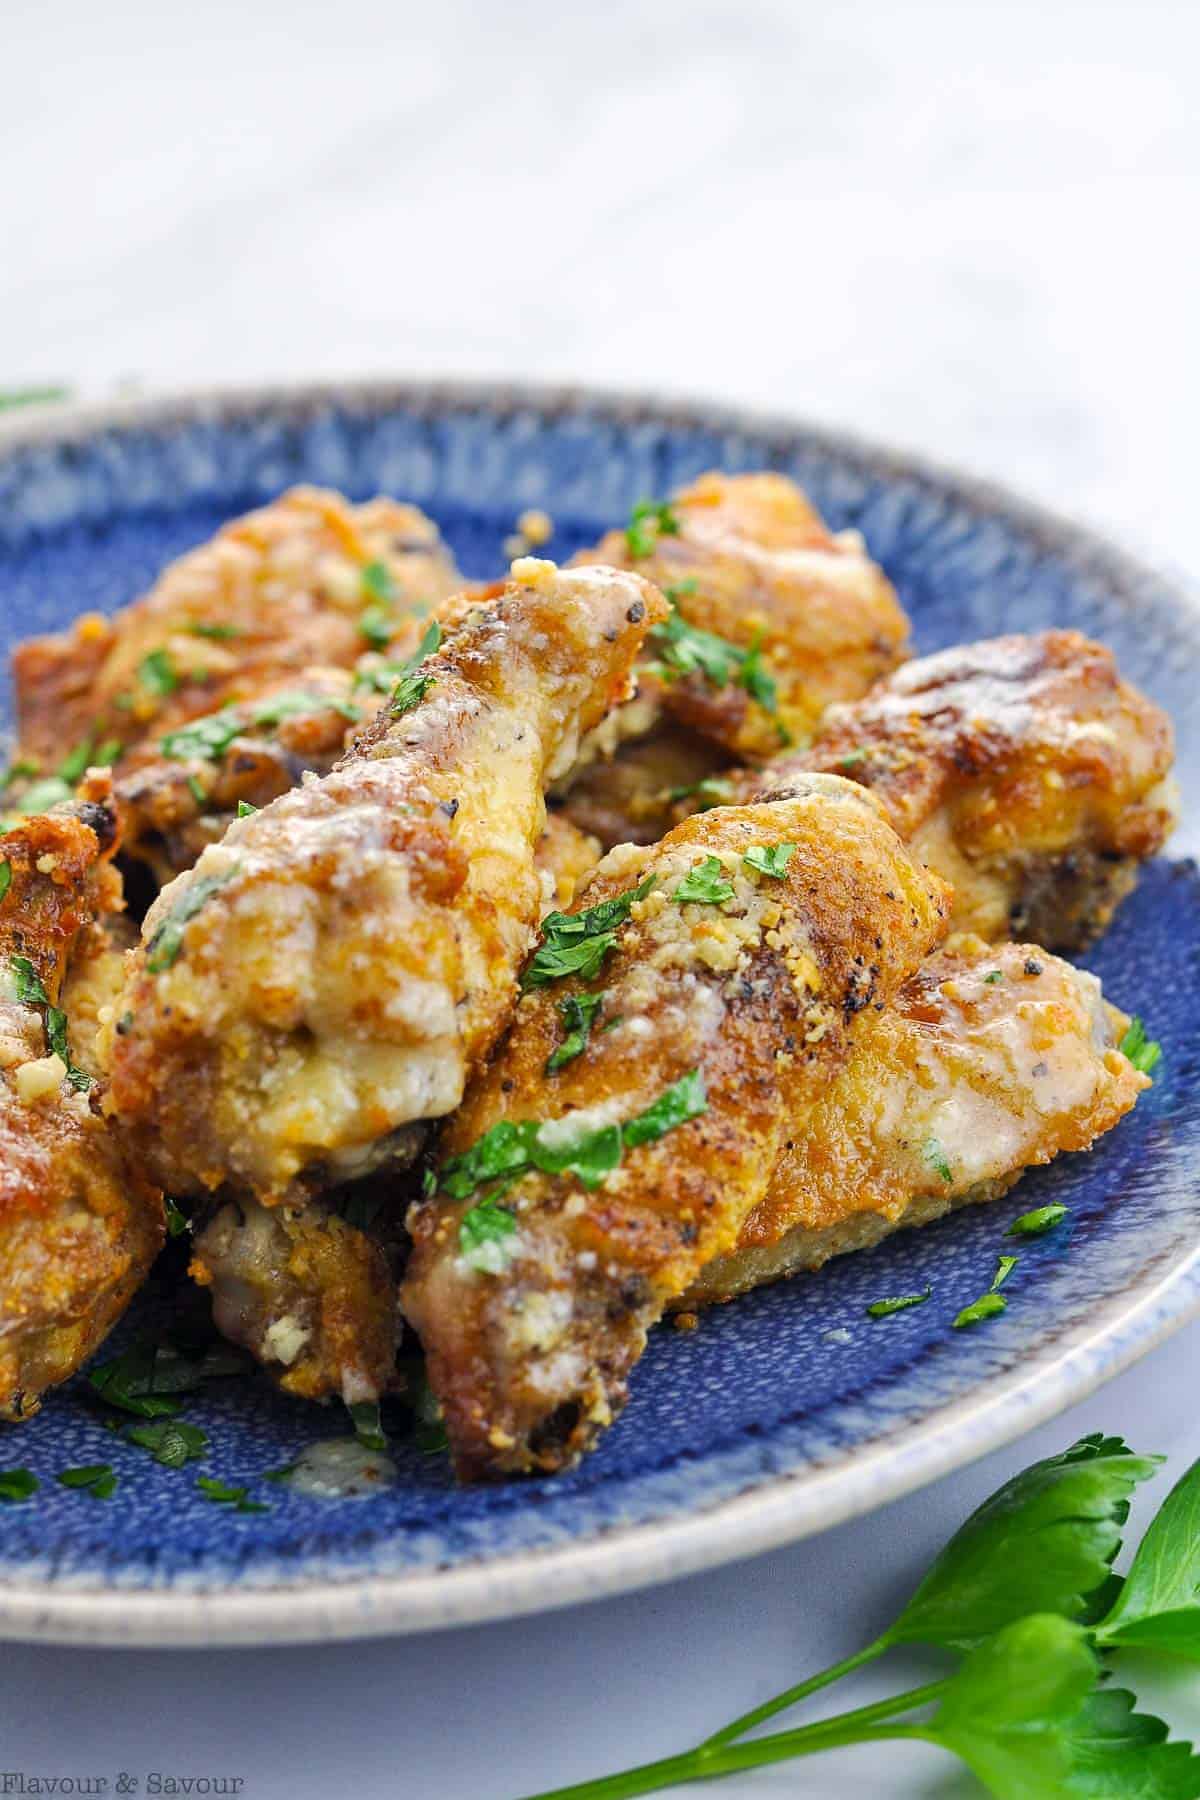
left=518, top=1682, right=946, bottom=1799
left=699, top=1637, right=887, bottom=1747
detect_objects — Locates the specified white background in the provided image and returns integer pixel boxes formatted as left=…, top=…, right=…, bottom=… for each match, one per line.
left=1, top=1, right=1198, bottom=1793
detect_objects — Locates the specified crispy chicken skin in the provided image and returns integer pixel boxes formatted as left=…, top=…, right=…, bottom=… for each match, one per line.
left=734, top=631, right=1176, bottom=949
left=402, top=775, right=950, bottom=1479
left=0, top=789, right=163, bottom=1420
left=11, top=486, right=459, bottom=771
left=576, top=471, right=911, bottom=761
left=106, top=558, right=669, bottom=1208
left=682, top=937, right=1148, bottom=1307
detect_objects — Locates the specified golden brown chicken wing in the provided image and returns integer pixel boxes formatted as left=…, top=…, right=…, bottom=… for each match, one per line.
left=682, top=936, right=1148, bottom=1307
left=731, top=631, right=1176, bottom=949
left=0, top=786, right=163, bottom=1420
left=10, top=486, right=459, bottom=777
left=105, top=558, right=669, bottom=1209
left=402, top=775, right=949, bottom=1479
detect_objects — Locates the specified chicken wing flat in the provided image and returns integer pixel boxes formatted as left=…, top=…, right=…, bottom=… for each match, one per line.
left=402, top=775, right=950, bottom=1479
left=0, top=786, right=163, bottom=1419
left=10, top=485, right=459, bottom=777
left=576, top=470, right=911, bottom=761
left=736, top=631, right=1176, bottom=949
left=106, top=558, right=669, bottom=1209
left=682, top=936, right=1148, bottom=1307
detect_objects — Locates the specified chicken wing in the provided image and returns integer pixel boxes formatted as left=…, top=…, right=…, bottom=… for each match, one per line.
left=557, top=472, right=909, bottom=846
left=0, top=784, right=163, bottom=1420
left=402, top=775, right=950, bottom=1479
left=10, top=485, right=459, bottom=777
left=682, top=936, right=1148, bottom=1307
left=105, top=558, right=669, bottom=1209
left=731, top=631, right=1175, bottom=949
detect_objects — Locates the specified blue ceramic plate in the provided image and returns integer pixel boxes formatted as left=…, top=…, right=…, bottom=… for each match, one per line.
left=0, top=381, right=1197, bottom=1647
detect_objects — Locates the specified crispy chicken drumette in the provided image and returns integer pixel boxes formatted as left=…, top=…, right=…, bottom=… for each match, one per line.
left=682, top=936, right=1148, bottom=1307
left=403, top=775, right=949, bottom=1479
left=0, top=784, right=163, bottom=1420
left=11, top=485, right=460, bottom=777
left=105, top=560, right=669, bottom=1214
left=715, top=631, right=1176, bottom=949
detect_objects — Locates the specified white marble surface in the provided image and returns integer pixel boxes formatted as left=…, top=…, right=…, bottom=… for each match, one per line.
left=2, top=0, right=1199, bottom=1793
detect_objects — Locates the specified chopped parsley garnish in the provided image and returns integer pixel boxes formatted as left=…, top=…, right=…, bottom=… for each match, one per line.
left=991, top=1254, right=1018, bottom=1291
left=459, top=1198, right=520, bottom=1273
left=188, top=620, right=240, bottom=640
left=866, top=1289, right=931, bottom=1319
left=236, top=800, right=257, bottom=817
left=7, top=955, right=90, bottom=1089
left=13, top=775, right=73, bottom=814
left=444, top=1071, right=708, bottom=1240
left=923, top=1136, right=953, bottom=1183
left=196, top=1476, right=268, bottom=1514
left=546, top=991, right=605, bottom=1074
left=387, top=620, right=443, bottom=717
left=160, top=690, right=361, bottom=763
left=668, top=776, right=734, bottom=809
left=94, top=738, right=123, bottom=766
left=0, top=860, right=10, bottom=903
left=361, top=560, right=396, bottom=604
left=0, top=1468, right=37, bottom=1503
left=164, top=1196, right=191, bottom=1238
left=1007, top=1203, right=1068, bottom=1238
left=359, top=604, right=393, bottom=649
left=672, top=855, right=734, bottom=906
left=146, top=862, right=240, bottom=972
left=625, top=498, right=680, bottom=560
left=521, top=875, right=656, bottom=990
left=837, top=747, right=869, bottom=769
left=138, top=647, right=179, bottom=698
left=124, top=1418, right=209, bottom=1468
left=743, top=842, right=795, bottom=880
left=348, top=1400, right=387, bottom=1452
left=1120, top=1015, right=1162, bottom=1076
left=57, top=737, right=94, bottom=784
left=953, top=1292, right=1007, bottom=1329
left=57, top=1463, right=117, bottom=1499
left=983, top=969, right=1004, bottom=985
left=186, top=774, right=207, bottom=807
left=89, top=1336, right=249, bottom=1418
left=650, top=598, right=744, bottom=689
left=740, top=628, right=783, bottom=725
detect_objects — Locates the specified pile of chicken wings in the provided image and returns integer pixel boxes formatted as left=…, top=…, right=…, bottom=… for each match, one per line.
left=0, top=475, right=1175, bottom=1477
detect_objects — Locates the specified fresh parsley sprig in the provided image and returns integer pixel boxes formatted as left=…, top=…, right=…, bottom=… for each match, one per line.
left=521, top=876, right=656, bottom=990
left=520, top=1432, right=1200, bottom=1800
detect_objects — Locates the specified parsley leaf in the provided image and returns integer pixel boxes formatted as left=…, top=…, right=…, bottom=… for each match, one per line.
left=7, top=956, right=90, bottom=1088
left=0, top=1469, right=37, bottom=1503
left=668, top=776, right=733, bottom=809
left=923, top=1136, right=953, bottom=1183
left=884, top=1433, right=1161, bottom=1652
left=983, top=968, right=1004, bottom=984
left=625, top=498, right=680, bottom=560
left=196, top=1476, right=268, bottom=1514
left=57, top=737, right=94, bottom=784
left=1059, top=1686, right=1200, bottom=1795
left=10, top=953, right=49, bottom=1007
left=124, top=1419, right=208, bottom=1468
left=1120, top=1014, right=1163, bottom=1076
left=623, top=1069, right=708, bottom=1147
left=361, top=560, right=396, bottom=604
left=57, top=1463, right=117, bottom=1499
left=953, top=1292, right=1006, bottom=1328
left=650, top=594, right=744, bottom=688
left=991, top=1253, right=1018, bottom=1290
left=11, top=775, right=73, bottom=814
left=146, top=862, right=240, bottom=972
left=739, top=628, right=783, bottom=727
left=866, top=1289, right=931, bottom=1319
left=187, top=621, right=240, bottom=640
left=459, top=1198, right=520, bottom=1273
left=672, top=855, right=734, bottom=906
left=388, top=620, right=443, bottom=717
left=743, top=842, right=794, bottom=880
left=89, top=1337, right=249, bottom=1417
left=161, top=690, right=361, bottom=763
left=522, top=876, right=655, bottom=989
left=235, top=800, right=257, bottom=818
left=1096, top=1452, right=1200, bottom=1660
left=1008, top=1202, right=1069, bottom=1237
left=546, top=991, right=605, bottom=1073
left=359, top=604, right=393, bottom=649
left=138, top=648, right=179, bottom=697
left=348, top=1400, right=387, bottom=1452
left=0, top=860, right=10, bottom=903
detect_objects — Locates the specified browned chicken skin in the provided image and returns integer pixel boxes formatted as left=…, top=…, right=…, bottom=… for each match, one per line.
left=105, top=559, right=669, bottom=1215
left=403, top=775, right=949, bottom=1479
left=11, top=486, right=460, bottom=775
left=0, top=784, right=163, bottom=1420
left=682, top=936, right=1148, bottom=1307
left=719, top=630, right=1176, bottom=949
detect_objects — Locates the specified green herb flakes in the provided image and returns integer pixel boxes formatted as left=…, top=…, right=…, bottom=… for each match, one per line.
left=743, top=842, right=795, bottom=880
left=359, top=604, right=393, bottom=649
left=953, top=1292, right=1007, bottom=1329
left=459, top=1198, right=520, bottom=1273
left=164, top=1197, right=191, bottom=1238
left=361, top=560, right=396, bottom=604
left=546, top=991, right=605, bottom=1073
left=866, top=1289, right=931, bottom=1319
left=236, top=800, right=257, bottom=817
left=1007, top=1203, right=1068, bottom=1238
left=196, top=1476, right=268, bottom=1514
left=57, top=1463, right=117, bottom=1499
left=992, top=1254, right=1018, bottom=1290
left=124, top=1419, right=209, bottom=1469
left=522, top=875, right=655, bottom=989
left=924, top=1136, right=953, bottom=1183
left=672, top=855, right=734, bottom=906
left=387, top=620, right=443, bottom=718
left=0, top=860, right=10, bottom=903
left=57, top=738, right=94, bottom=784
left=0, top=1468, right=37, bottom=1503
left=138, top=648, right=179, bottom=698
left=625, top=498, right=680, bottom=560
left=1120, top=1015, right=1163, bottom=1076
left=188, top=621, right=240, bottom=640
left=348, top=1400, right=387, bottom=1452
left=146, top=862, right=240, bottom=972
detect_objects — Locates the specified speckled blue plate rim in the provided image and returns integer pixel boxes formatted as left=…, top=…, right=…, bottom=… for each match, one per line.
left=0, top=378, right=1196, bottom=1647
